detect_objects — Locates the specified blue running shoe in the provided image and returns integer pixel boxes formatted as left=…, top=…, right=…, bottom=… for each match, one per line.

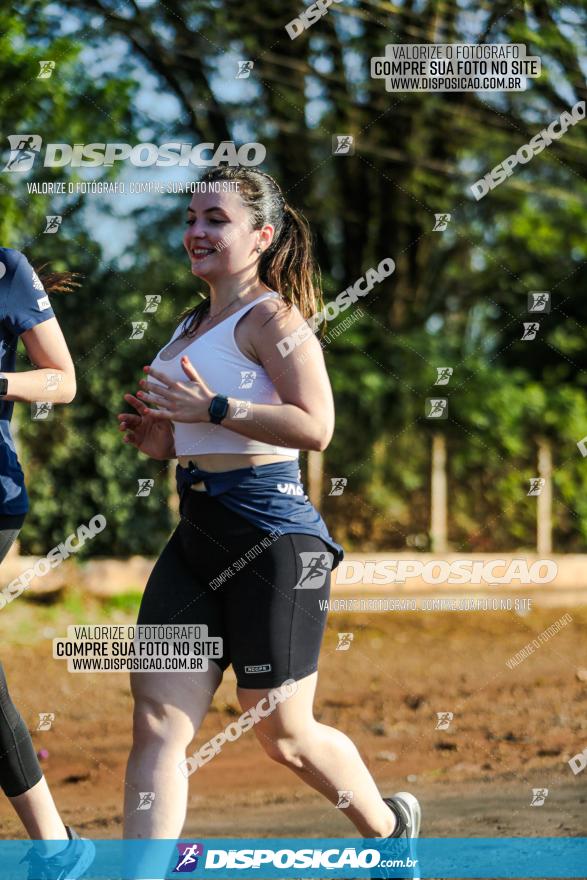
left=21, top=826, right=96, bottom=880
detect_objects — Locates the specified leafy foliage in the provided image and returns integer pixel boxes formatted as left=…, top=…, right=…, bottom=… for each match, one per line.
left=5, top=0, right=587, bottom=553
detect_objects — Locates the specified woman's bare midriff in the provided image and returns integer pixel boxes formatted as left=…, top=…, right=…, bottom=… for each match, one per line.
left=176, top=453, right=295, bottom=491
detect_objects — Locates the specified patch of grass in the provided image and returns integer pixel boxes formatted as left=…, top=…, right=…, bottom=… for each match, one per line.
left=102, top=591, right=142, bottom=615
left=0, top=588, right=143, bottom=645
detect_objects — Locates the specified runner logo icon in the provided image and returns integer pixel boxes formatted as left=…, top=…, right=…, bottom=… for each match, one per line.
left=294, top=551, right=333, bottom=589
left=3, top=135, right=42, bottom=172
left=137, top=791, right=155, bottom=811
left=36, top=712, right=55, bottom=731
left=433, top=213, right=451, bottom=231
left=336, top=790, right=354, bottom=808
left=521, top=322, right=539, bottom=341
left=333, top=134, right=354, bottom=154
left=528, top=292, right=550, bottom=313
left=44, top=215, right=62, bottom=233
left=173, top=843, right=204, bottom=872
left=435, top=711, right=454, bottom=730
left=530, top=788, right=549, bottom=806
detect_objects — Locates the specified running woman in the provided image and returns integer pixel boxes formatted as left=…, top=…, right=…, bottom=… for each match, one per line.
left=0, top=249, right=94, bottom=877
left=118, top=168, right=420, bottom=868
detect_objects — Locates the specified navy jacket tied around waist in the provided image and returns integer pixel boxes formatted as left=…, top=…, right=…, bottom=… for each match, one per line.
left=175, top=459, right=344, bottom=569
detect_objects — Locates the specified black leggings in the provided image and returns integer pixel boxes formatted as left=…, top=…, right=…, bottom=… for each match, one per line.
left=0, top=522, right=44, bottom=797
left=138, top=488, right=333, bottom=689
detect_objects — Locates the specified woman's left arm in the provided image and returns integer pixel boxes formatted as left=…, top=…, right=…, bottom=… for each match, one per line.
left=3, top=318, right=76, bottom=404
left=222, top=299, right=335, bottom=451
left=140, top=300, right=334, bottom=452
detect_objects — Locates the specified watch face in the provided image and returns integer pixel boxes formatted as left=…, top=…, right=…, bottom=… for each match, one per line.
left=210, top=395, right=228, bottom=421
left=0, top=377, right=7, bottom=396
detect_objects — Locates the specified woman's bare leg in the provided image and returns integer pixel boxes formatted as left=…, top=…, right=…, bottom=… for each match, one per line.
left=124, top=663, right=222, bottom=839
left=9, top=778, right=69, bottom=856
left=237, top=672, right=396, bottom=838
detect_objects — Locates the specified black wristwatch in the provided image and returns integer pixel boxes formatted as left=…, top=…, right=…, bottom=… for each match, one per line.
left=0, top=374, right=8, bottom=396
left=208, top=394, right=229, bottom=424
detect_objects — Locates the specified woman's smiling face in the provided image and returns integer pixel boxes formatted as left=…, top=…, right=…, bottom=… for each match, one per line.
left=183, top=187, right=274, bottom=281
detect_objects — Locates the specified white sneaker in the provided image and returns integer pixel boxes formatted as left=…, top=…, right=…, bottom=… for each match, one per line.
left=370, top=791, right=421, bottom=879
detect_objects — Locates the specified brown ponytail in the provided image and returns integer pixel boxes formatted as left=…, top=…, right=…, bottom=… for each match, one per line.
left=179, top=167, right=324, bottom=337
left=260, top=200, right=322, bottom=322
left=34, top=263, right=82, bottom=294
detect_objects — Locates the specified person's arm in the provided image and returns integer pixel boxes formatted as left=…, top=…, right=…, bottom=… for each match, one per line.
left=139, top=299, right=335, bottom=452
left=118, top=393, right=176, bottom=460
left=3, top=318, right=76, bottom=403
left=219, top=299, right=334, bottom=451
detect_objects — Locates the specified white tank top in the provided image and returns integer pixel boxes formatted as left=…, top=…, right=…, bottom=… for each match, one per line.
left=149, top=291, right=299, bottom=459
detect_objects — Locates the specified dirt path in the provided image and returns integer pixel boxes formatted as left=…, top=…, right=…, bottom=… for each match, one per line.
left=0, top=604, right=585, bottom=838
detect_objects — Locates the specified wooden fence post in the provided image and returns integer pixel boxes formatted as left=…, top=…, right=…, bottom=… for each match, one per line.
left=430, top=433, right=448, bottom=552
left=168, top=459, right=179, bottom=516
left=537, top=438, right=553, bottom=555
left=307, top=450, right=323, bottom=510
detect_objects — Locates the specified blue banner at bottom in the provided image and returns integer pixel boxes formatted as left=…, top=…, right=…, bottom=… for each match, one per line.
left=2, top=837, right=586, bottom=878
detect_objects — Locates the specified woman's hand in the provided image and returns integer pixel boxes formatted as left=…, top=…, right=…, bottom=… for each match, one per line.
left=136, top=357, right=215, bottom=423
left=118, top=394, right=176, bottom=460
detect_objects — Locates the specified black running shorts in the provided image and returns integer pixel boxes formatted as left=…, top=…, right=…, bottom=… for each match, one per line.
left=137, top=488, right=333, bottom=688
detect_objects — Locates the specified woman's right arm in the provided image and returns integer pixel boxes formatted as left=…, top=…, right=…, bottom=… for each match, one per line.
left=7, top=318, right=76, bottom=403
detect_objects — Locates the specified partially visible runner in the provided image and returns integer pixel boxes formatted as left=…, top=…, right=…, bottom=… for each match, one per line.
left=0, top=249, right=95, bottom=877
left=118, top=168, right=420, bottom=877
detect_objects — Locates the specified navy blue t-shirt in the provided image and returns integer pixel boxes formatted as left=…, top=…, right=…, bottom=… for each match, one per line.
left=0, top=248, right=56, bottom=515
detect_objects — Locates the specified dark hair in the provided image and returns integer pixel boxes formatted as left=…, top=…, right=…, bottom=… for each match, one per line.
left=178, top=167, right=323, bottom=338
left=34, top=263, right=82, bottom=294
